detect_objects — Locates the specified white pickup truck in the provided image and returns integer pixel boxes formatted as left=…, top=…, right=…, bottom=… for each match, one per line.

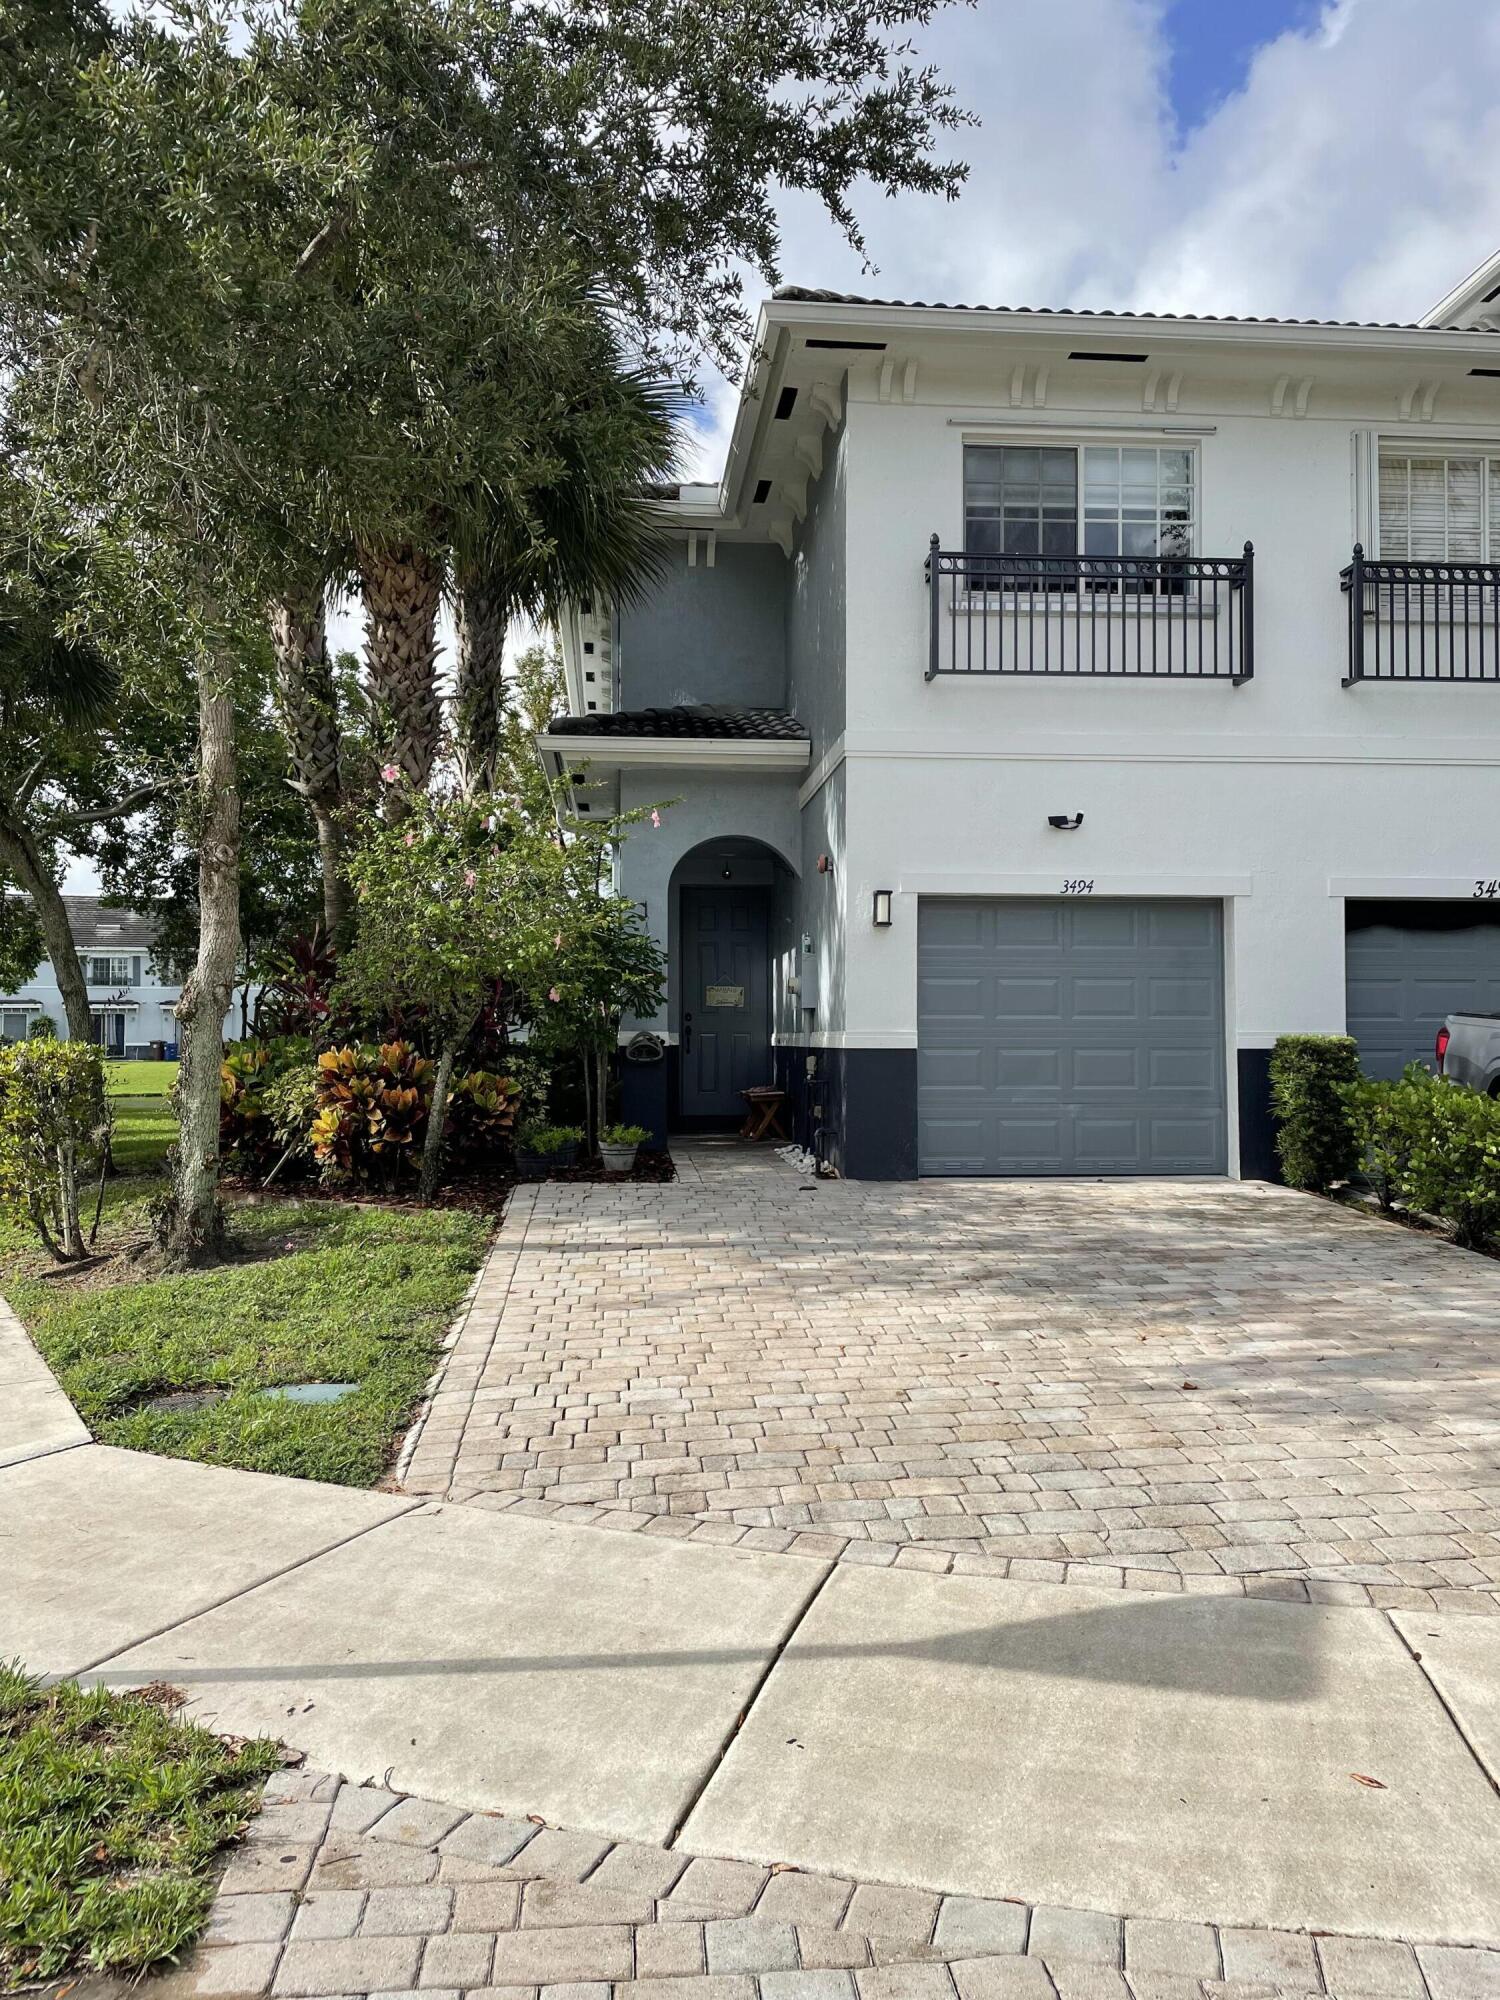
left=1438, top=1014, right=1500, bottom=1094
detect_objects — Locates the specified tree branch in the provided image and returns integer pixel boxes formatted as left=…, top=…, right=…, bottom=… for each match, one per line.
left=293, top=212, right=349, bottom=279
left=36, top=776, right=183, bottom=831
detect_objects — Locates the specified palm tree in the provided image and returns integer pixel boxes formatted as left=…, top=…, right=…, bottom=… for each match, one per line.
left=450, top=333, right=680, bottom=798
left=268, top=582, right=345, bottom=930
left=358, top=540, right=444, bottom=810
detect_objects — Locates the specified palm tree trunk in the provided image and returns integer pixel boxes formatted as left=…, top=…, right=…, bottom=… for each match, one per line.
left=157, top=659, right=240, bottom=1267
left=453, top=570, right=508, bottom=797
left=268, top=588, right=344, bottom=933
left=0, top=808, right=92, bottom=1041
left=358, top=543, right=442, bottom=806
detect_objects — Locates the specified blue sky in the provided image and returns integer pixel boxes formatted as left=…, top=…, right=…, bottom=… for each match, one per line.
left=1162, top=0, right=1325, bottom=134
left=668, top=0, right=1500, bottom=482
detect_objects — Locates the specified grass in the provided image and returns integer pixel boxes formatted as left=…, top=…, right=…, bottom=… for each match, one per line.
left=105, top=1058, right=178, bottom=1099
left=110, top=1096, right=179, bottom=1174
left=2, top=1097, right=495, bottom=1487
left=0, top=1663, right=281, bottom=1991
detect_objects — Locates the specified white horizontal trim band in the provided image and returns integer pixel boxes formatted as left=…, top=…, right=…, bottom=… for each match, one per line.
left=837, top=732, right=1500, bottom=769
left=544, top=735, right=809, bottom=772
left=894, top=873, right=1254, bottom=898
left=1327, top=877, right=1500, bottom=898
left=949, top=416, right=1217, bottom=436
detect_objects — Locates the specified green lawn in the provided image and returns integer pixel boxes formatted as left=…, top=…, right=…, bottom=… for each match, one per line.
left=2, top=1095, right=495, bottom=1486
left=0, top=1664, right=280, bottom=1991
left=110, top=1095, right=179, bottom=1173
left=105, top=1057, right=178, bottom=1098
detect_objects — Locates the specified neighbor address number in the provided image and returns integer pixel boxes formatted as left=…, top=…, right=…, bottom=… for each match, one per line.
left=1475, top=880, right=1500, bottom=898
left=1062, top=878, right=1095, bottom=895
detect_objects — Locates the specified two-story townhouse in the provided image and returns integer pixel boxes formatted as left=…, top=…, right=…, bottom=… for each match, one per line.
left=0, top=896, right=232, bottom=1056
left=542, top=251, right=1500, bottom=1181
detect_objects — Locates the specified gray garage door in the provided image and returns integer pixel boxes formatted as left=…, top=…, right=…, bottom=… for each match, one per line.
left=918, top=898, right=1227, bottom=1176
left=1346, top=904, right=1500, bottom=1080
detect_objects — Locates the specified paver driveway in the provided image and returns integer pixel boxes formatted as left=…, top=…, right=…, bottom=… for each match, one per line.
left=405, top=1145, right=1500, bottom=1611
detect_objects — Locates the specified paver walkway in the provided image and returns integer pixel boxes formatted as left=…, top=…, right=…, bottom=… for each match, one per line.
left=141, top=1763, right=1500, bottom=2000
left=404, top=1145, right=1500, bottom=1613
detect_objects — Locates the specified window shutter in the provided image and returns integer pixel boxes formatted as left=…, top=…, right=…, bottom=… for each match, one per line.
left=1352, top=430, right=1379, bottom=551
left=1377, top=454, right=1410, bottom=558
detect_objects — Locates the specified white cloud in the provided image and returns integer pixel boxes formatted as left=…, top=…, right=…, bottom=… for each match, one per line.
left=693, top=0, right=1500, bottom=454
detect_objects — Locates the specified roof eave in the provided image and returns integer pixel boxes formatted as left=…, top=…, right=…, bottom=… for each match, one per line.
left=1422, top=248, right=1500, bottom=329
left=538, top=733, right=810, bottom=775
left=765, top=295, right=1500, bottom=357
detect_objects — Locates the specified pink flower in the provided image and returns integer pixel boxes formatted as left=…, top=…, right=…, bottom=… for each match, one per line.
left=380, top=764, right=399, bottom=784
left=403, top=831, right=415, bottom=847
left=553, top=931, right=564, bottom=949
left=548, top=986, right=561, bottom=1003
left=650, top=809, right=661, bottom=828
left=463, top=868, right=476, bottom=889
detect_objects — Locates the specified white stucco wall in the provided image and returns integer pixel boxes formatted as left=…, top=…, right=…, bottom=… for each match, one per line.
left=0, top=953, right=250, bottom=1053
left=827, top=344, right=1500, bottom=1080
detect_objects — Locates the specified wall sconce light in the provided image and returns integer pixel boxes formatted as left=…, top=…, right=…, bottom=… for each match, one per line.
left=872, top=890, right=893, bottom=927
left=1047, top=813, right=1085, bottom=830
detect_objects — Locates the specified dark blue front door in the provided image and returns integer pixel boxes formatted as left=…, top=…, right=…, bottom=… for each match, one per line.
left=680, top=887, right=770, bottom=1116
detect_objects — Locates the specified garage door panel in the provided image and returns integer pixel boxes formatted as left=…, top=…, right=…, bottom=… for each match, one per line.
left=921, top=1047, right=985, bottom=1089
left=1150, top=1118, right=1223, bottom=1168
left=1074, top=1117, right=1146, bottom=1164
left=1149, top=904, right=1220, bottom=948
left=996, top=1046, right=1062, bottom=1089
left=1073, top=1046, right=1140, bottom=1090
left=993, top=1117, right=1068, bottom=1165
left=1071, top=977, right=1138, bottom=1019
left=918, top=898, right=1227, bottom=1176
left=995, top=904, right=1065, bottom=947
left=1346, top=913, right=1500, bottom=1080
left=923, top=902, right=987, bottom=948
left=994, top=977, right=1064, bottom=1019
left=1148, top=975, right=1219, bottom=1022
left=1072, top=903, right=1140, bottom=948
left=1148, top=1045, right=1219, bottom=1091
left=919, top=976, right=986, bottom=1022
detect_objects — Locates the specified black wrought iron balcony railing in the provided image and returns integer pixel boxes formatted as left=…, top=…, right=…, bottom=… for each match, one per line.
left=1342, top=545, right=1500, bottom=686
left=924, top=540, right=1254, bottom=683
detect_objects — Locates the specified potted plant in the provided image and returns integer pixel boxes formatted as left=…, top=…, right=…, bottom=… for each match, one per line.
left=514, top=1122, right=583, bottom=1177
left=599, top=1123, right=648, bottom=1173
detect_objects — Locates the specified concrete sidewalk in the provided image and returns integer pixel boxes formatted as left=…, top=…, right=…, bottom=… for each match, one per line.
left=3, top=1306, right=1499, bottom=1955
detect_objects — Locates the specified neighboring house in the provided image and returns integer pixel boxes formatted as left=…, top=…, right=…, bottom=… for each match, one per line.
left=0, top=896, right=235, bottom=1057
left=543, top=250, right=1500, bottom=1180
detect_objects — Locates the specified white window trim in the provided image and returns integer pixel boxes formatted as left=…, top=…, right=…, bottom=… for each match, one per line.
left=958, top=433, right=1203, bottom=615
left=1372, top=435, right=1500, bottom=561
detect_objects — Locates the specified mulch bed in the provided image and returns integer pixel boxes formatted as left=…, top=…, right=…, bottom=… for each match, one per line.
left=223, top=1148, right=676, bottom=1214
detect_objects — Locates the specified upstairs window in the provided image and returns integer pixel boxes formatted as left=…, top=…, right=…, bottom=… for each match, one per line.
left=84, top=954, right=139, bottom=986
left=963, top=444, right=1195, bottom=588
left=1378, top=452, right=1500, bottom=561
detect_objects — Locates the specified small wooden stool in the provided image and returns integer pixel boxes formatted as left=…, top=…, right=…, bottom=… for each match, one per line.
left=740, top=1086, right=790, bottom=1142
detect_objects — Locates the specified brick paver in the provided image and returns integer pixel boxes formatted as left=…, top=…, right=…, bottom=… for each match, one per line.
left=138, top=1755, right=1497, bottom=1999
left=401, top=1146, right=1500, bottom=1610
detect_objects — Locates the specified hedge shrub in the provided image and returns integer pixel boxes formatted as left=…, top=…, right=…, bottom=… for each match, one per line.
left=0, top=1038, right=110, bottom=1261
left=1269, top=1034, right=1361, bottom=1191
left=1398, top=1076, right=1500, bottom=1249
left=1342, top=1066, right=1429, bottom=1210
left=1344, top=1066, right=1500, bottom=1250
